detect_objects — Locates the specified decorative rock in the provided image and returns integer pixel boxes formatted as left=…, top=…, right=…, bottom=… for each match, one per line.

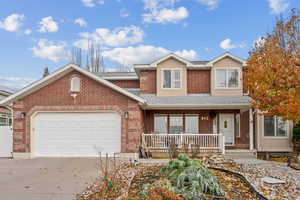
left=261, top=177, right=285, bottom=184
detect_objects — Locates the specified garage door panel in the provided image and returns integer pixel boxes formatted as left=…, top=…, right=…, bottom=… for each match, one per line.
left=34, top=112, right=121, bottom=157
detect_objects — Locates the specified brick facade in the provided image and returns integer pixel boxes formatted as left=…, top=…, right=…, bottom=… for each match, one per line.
left=187, top=70, right=210, bottom=94
left=109, top=80, right=140, bottom=88
left=140, top=70, right=156, bottom=94
left=12, top=70, right=144, bottom=154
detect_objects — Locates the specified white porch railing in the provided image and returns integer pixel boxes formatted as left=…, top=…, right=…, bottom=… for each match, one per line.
left=142, top=133, right=225, bottom=155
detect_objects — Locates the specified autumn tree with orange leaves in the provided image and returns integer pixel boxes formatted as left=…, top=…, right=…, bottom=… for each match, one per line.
left=246, top=9, right=300, bottom=123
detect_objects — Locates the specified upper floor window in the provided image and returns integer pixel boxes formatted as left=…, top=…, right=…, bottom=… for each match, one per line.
left=264, top=116, right=288, bottom=137
left=70, top=76, right=81, bottom=92
left=162, top=69, right=181, bottom=89
left=215, top=68, right=239, bottom=89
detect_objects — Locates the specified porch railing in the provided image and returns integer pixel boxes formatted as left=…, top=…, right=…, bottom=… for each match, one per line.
left=142, top=133, right=225, bottom=155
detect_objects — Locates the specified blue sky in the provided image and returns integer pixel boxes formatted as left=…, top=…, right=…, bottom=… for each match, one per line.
left=0, top=0, right=299, bottom=89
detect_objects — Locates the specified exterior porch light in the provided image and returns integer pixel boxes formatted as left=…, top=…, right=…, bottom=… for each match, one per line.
left=124, top=111, right=129, bottom=119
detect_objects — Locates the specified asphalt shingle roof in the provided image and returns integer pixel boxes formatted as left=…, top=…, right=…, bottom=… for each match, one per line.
left=125, top=89, right=251, bottom=106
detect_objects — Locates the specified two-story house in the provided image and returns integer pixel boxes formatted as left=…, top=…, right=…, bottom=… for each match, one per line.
left=0, top=53, right=293, bottom=158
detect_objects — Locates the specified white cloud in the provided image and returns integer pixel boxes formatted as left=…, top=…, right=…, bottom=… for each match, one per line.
left=81, top=0, right=104, bottom=7
left=24, top=29, right=32, bottom=35
left=0, top=77, right=36, bottom=89
left=74, top=18, right=87, bottom=27
left=219, top=38, right=246, bottom=50
left=143, top=7, right=189, bottom=24
left=38, top=16, right=59, bottom=33
left=0, top=14, right=25, bottom=32
left=142, top=0, right=188, bottom=24
left=267, top=0, right=289, bottom=14
left=73, top=25, right=144, bottom=50
left=196, top=0, right=220, bottom=10
left=120, top=8, right=130, bottom=18
left=174, top=49, right=198, bottom=60
left=102, top=45, right=198, bottom=67
left=32, top=39, right=69, bottom=62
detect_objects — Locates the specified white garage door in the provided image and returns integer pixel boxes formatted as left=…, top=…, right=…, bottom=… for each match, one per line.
left=34, top=112, right=121, bottom=157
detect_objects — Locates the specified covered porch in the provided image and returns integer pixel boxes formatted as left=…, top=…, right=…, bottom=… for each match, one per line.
left=140, top=95, right=254, bottom=155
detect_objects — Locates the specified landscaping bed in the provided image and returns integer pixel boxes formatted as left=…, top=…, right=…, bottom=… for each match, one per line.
left=77, top=155, right=300, bottom=200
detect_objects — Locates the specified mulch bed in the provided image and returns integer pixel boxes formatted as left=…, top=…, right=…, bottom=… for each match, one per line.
left=126, top=164, right=262, bottom=200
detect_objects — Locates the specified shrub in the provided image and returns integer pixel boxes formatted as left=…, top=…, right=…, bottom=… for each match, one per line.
left=161, top=154, right=225, bottom=200
left=175, top=166, right=225, bottom=200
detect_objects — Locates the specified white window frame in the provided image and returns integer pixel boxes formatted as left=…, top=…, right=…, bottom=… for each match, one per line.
left=154, top=114, right=168, bottom=134
left=184, top=114, right=199, bottom=134
left=0, top=113, right=12, bottom=126
left=169, top=114, right=184, bottom=134
left=70, top=76, right=81, bottom=92
left=214, top=67, right=241, bottom=89
left=161, top=69, right=182, bottom=89
left=263, top=116, right=289, bottom=138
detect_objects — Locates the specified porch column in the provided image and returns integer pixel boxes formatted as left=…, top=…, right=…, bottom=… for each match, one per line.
left=249, top=108, right=254, bottom=151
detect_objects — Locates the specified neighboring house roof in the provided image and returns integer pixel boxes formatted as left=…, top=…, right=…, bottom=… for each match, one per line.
left=0, top=64, right=146, bottom=106
left=138, top=94, right=251, bottom=109
left=94, top=72, right=138, bottom=80
left=0, top=85, right=15, bottom=96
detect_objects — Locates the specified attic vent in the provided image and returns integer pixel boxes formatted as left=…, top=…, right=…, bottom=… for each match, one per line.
left=70, top=76, right=81, bottom=92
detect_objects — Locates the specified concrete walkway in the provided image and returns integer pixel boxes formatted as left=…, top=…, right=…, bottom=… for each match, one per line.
left=0, top=158, right=99, bottom=200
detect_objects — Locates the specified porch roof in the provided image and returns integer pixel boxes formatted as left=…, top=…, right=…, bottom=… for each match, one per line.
left=132, top=91, right=252, bottom=109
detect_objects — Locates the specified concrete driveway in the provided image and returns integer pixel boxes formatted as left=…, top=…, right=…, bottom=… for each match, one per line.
left=0, top=158, right=99, bottom=200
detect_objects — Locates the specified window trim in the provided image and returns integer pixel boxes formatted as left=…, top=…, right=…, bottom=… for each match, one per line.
left=263, top=116, right=289, bottom=138
left=70, top=76, right=81, bottom=92
left=0, top=113, right=12, bottom=126
left=154, top=114, right=168, bottom=134
left=184, top=114, right=199, bottom=134
left=161, top=68, right=182, bottom=89
left=214, top=67, right=241, bottom=89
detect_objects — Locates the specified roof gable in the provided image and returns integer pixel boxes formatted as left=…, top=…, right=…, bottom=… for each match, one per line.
left=207, top=52, right=247, bottom=66
left=0, top=64, right=145, bottom=106
left=150, top=53, right=193, bottom=67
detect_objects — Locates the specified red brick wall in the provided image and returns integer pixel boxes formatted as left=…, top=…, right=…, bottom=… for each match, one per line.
left=109, top=80, right=140, bottom=88
left=187, top=70, right=210, bottom=94
left=12, top=70, right=144, bottom=154
left=140, top=70, right=156, bottom=94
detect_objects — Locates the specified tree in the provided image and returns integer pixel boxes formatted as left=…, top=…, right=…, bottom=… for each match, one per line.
left=245, top=9, right=300, bottom=123
left=86, top=42, right=105, bottom=73
left=43, top=67, right=50, bottom=78
left=70, top=47, right=82, bottom=67
left=69, top=41, right=105, bottom=73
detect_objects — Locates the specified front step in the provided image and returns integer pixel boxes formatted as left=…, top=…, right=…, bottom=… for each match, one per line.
left=225, top=149, right=257, bottom=158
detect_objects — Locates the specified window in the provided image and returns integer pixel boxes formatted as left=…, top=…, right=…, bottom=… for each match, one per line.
left=154, top=115, right=168, bottom=134
left=264, top=116, right=288, bottom=137
left=70, top=77, right=81, bottom=92
left=235, top=114, right=240, bottom=137
left=185, top=115, right=199, bottom=134
left=169, top=115, right=183, bottom=134
left=162, top=69, right=181, bottom=89
left=0, top=113, right=12, bottom=126
left=216, top=68, right=239, bottom=88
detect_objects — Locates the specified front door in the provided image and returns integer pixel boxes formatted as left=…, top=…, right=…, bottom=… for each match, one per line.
left=219, top=114, right=235, bottom=146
